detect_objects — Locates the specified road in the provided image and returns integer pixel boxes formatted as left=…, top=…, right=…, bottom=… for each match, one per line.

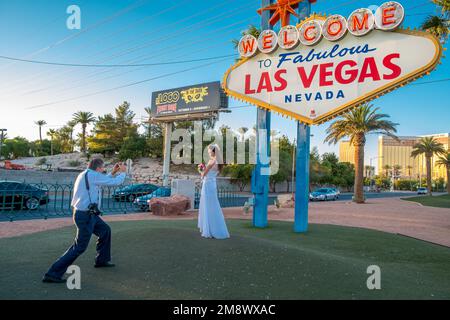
left=336, top=191, right=418, bottom=201
left=0, top=191, right=428, bottom=222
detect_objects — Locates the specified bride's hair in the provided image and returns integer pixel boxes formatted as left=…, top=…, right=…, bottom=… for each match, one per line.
left=208, top=144, right=224, bottom=172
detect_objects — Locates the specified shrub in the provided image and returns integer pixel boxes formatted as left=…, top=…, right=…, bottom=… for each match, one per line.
left=67, top=160, right=81, bottom=167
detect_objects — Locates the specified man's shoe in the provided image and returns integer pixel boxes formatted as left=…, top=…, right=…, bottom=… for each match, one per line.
left=42, top=275, right=66, bottom=283
left=94, top=262, right=115, bottom=268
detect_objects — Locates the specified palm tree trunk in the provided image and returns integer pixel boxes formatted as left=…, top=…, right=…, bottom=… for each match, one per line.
left=70, top=130, right=74, bottom=153
left=38, top=127, right=43, bottom=156
left=82, top=124, right=87, bottom=154
left=50, top=138, right=53, bottom=156
left=353, top=135, right=365, bottom=203
left=447, top=167, right=450, bottom=195
left=426, top=155, right=432, bottom=195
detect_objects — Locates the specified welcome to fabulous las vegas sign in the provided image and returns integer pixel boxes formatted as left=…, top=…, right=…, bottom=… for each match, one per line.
left=223, top=1, right=443, bottom=125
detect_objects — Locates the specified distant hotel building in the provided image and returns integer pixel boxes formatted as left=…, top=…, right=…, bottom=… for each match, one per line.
left=338, top=133, right=449, bottom=181
left=378, top=133, right=449, bottom=181
left=338, top=140, right=355, bottom=164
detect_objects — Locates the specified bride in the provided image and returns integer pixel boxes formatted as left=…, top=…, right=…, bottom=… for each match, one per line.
left=198, top=144, right=230, bottom=239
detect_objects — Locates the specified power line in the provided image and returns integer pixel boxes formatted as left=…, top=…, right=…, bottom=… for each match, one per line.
left=0, top=0, right=201, bottom=92
left=4, top=0, right=255, bottom=98
left=24, top=57, right=233, bottom=110
left=0, top=54, right=237, bottom=68
left=13, top=0, right=447, bottom=111
left=18, top=13, right=254, bottom=98
left=2, top=0, right=246, bottom=95
left=409, top=78, right=450, bottom=86
left=0, top=0, right=149, bottom=72
left=46, top=26, right=247, bottom=97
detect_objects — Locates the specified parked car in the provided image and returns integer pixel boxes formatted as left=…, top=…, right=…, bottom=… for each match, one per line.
left=0, top=181, right=49, bottom=210
left=309, top=188, right=339, bottom=201
left=329, top=188, right=340, bottom=199
left=112, top=183, right=159, bottom=202
left=417, top=187, right=428, bottom=195
left=133, top=187, right=171, bottom=211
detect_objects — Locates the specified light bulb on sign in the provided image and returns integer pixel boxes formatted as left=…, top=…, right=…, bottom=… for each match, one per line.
left=258, top=30, right=278, bottom=54
left=375, top=1, right=405, bottom=31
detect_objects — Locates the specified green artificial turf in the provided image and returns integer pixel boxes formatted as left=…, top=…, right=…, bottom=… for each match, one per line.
left=402, top=194, right=450, bottom=208
left=0, top=219, right=449, bottom=299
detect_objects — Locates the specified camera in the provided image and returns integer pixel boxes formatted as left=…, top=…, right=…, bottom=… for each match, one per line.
left=88, top=203, right=102, bottom=216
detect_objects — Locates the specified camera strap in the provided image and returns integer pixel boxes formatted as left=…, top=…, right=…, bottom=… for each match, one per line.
left=85, top=171, right=93, bottom=205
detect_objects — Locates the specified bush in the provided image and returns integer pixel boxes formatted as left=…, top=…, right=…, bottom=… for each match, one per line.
left=395, top=179, right=416, bottom=191
left=222, top=164, right=254, bottom=191
left=67, top=160, right=82, bottom=167
left=118, top=134, right=147, bottom=160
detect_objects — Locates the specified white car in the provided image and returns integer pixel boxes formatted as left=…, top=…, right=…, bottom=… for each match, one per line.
left=417, top=187, right=428, bottom=195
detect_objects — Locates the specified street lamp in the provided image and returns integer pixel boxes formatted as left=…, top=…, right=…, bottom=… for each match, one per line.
left=0, top=128, right=7, bottom=161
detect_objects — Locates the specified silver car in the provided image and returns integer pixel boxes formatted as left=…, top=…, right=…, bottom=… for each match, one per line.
left=417, top=187, right=428, bottom=195
left=309, top=188, right=339, bottom=201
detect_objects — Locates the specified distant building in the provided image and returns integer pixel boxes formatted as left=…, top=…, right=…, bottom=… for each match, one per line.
left=338, top=140, right=355, bottom=164
left=378, top=133, right=449, bottom=181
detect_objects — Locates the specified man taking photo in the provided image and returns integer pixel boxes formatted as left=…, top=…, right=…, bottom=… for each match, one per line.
left=43, top=158, right=127, bottom=283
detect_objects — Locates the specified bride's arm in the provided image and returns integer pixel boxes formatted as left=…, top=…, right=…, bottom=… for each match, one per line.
left=201, top=160, right=215, bottom=178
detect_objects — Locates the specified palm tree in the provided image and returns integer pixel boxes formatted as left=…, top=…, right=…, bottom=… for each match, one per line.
left=232, top=25, right=261, bottom=61
left=411, top=137, right=446, bottom=195
left=46, top=129, right=57, bottom=156
left=407, top=165, right=413, bottom=177
left=67, top=120, right=77, bottom=152
left=433, top=0, right=450, bottom=15
left=383, top=164, right=392, bottom=178
left=393, top=165, right=402, bottom=178
left=364, top=165, right=371, bottom=178
left=325, top=104, right=398, bottom=203
left=421, top=0, right=450, bottom=42
left=144, top=107, right=153, bottom=138
left=421, top=15, right=449, bottom=41
left=72, top=111, right=96, bottom=154
left=238, top=127, right=248, bottom=142
left=436, top=152, right=450, bottom=195
left=35, top=120, right=47, bottom=143
left=407, top=165, right=414, bottom=190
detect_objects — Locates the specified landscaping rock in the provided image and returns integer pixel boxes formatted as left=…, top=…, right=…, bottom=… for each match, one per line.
left=278, top=194, right=295, bottom=208
left=149, top=195, right=191, bottom=216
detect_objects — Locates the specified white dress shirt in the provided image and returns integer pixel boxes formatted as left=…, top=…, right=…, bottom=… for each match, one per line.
left=71, top=169, right=126, bottom=211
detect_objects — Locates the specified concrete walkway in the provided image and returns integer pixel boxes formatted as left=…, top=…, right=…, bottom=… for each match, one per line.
left=1, top=197, right=449, bottom=247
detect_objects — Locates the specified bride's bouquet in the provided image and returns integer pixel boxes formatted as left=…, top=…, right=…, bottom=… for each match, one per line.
left=197, top=163, right=206, bottom=174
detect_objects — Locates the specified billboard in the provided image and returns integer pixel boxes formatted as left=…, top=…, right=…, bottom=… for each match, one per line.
left=223, top=2, right=442, bottom=125
left=151, top=81, right=228, bottom=118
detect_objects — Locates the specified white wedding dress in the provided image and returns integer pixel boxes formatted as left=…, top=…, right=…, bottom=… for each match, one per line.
left=198, top=161, right=230, bottom=239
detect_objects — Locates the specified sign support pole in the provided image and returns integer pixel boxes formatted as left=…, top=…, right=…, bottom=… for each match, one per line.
left=252, top=0, right=273, bottom=228
left=162, top=122, right=172, bottom=187
left=294, top=0, right=311, bottom=233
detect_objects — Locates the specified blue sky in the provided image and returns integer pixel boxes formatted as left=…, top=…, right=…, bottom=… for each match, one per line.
left=0, top=0, right=449, bottom=171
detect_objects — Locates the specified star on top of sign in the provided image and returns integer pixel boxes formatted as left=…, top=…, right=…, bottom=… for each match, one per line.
left=257, top=0, right=317, bottom=27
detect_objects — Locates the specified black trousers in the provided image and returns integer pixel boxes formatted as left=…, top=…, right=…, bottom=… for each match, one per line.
left=45, top=210, right=111, bottom=279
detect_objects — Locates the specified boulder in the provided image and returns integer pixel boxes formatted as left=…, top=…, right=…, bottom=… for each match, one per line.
left=278, top=194, right=295, bottom=208
left=149, top=195, right=191, bottom=216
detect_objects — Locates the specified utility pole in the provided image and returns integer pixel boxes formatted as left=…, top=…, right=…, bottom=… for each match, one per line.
left=0, top=128, right=7, bottom=161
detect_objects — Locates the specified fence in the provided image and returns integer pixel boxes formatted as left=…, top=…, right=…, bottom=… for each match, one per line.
left=0, top=180, right=267, bottom=222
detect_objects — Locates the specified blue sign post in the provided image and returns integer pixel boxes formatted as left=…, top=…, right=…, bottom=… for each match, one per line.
left=252, top=0, right=273, bottom=228
left=294, top=1, right=312, bottom=233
